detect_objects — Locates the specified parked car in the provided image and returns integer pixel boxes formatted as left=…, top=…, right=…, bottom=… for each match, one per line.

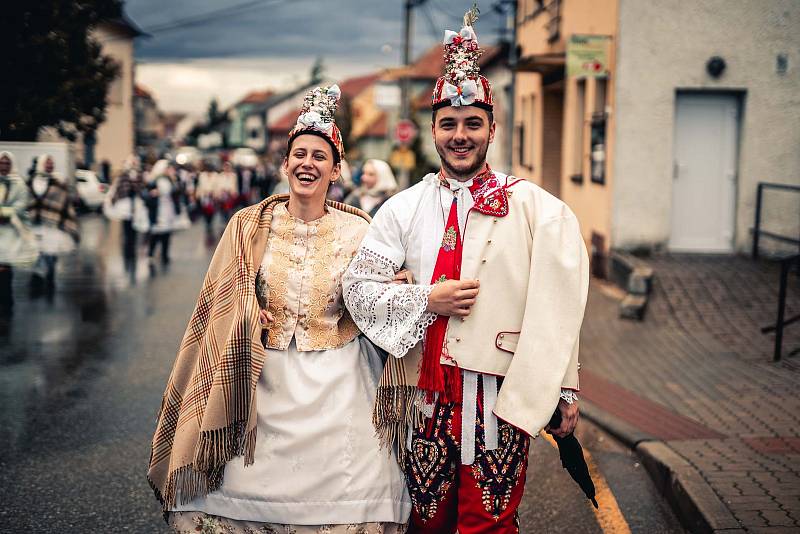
left=74, top=169, right=108, bottom=211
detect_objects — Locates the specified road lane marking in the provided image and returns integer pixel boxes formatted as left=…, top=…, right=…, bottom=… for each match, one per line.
left=542, top=432, right=632, bottom=534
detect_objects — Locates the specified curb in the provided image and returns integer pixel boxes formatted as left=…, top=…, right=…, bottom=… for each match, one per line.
left=580, top=399, right=655, bottom=447
left=637, top=442, right=740, bottom=533
left=581, top=401, right=740, bottom=533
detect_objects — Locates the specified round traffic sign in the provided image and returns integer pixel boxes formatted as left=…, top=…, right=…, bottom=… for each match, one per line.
left=395, top=119, right=418, bottom=145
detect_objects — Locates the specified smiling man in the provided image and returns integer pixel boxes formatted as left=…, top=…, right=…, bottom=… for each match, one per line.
left=343, top=7, right=589, bottom=533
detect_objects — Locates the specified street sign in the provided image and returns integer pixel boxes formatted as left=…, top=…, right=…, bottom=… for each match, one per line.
left=389, top=146, right=416, bottom=171
left=394, top=119, right=418, bottom=145
left=567, top=35, right=612, bottom=78
left=374, top=83, right=401, bottom=109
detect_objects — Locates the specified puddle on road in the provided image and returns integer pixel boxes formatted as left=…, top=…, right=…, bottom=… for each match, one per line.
left=0, top=216, right=214, bottom=457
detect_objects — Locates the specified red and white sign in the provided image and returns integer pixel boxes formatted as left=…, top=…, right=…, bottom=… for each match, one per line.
left=394, top=119, right=418, bottom=145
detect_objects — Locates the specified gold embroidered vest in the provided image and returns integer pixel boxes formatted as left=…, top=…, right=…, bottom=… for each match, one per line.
left=262, top=202, right=368, bottom=351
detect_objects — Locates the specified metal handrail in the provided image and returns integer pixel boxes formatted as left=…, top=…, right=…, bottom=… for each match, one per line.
left=761, top=254, right=800, bottom=362
left=752, top=182, right=800, bottom=259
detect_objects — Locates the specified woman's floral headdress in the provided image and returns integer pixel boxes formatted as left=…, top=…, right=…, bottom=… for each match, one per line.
left=289, top=84, right=345, bottom=160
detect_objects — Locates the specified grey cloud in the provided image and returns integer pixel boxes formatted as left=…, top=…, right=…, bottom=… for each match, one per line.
left=129, top=0, right=503, bottom=63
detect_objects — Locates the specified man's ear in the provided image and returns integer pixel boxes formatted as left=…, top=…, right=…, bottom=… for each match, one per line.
left=488, top=120, right=496, bottom=144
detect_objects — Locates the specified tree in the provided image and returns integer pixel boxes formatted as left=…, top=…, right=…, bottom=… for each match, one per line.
left=207, top=97, right=222, bottom=126
left=0, top=1, right=122, bottom=141
left=310, top=57, right=325, bottom=84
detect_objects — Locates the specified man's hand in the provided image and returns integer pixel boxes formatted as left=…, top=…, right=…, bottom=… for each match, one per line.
left=426, top=279, right=480, bottom=316
left=546, top=398, right=579, bottom=438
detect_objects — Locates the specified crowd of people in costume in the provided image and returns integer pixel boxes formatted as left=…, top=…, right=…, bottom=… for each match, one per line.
left=0, top=145, right=398, bottom=314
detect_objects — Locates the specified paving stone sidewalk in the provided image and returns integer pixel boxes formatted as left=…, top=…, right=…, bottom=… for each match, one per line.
left=578, top=255, right=800, bottom=532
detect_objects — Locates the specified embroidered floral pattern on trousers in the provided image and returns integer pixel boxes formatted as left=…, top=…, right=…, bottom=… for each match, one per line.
left=404, top=393, right=530, bottom=533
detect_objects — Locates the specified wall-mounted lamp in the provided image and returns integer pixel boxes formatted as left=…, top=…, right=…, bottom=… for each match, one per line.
left=706, top=56, right=726, bottom=78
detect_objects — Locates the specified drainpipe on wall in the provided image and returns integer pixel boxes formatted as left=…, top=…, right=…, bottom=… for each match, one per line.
left=505, top=0, right=518, bottom=172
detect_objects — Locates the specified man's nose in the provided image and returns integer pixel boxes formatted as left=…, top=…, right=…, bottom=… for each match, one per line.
left=453, top=123, right=468, bottom=141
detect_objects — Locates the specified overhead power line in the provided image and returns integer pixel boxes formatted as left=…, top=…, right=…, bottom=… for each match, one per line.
left=143, top=0, right=296, bottom=34
left=420, top=4, right=442, bottom=42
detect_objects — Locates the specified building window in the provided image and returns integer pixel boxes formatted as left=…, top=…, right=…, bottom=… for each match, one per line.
left=517, top=96, right=534, bottom=170
left=546, top=0, right=561, bottom=43
left=590, top=78, right=608, bottom=184
left=570, top=79, right=586, bottom=183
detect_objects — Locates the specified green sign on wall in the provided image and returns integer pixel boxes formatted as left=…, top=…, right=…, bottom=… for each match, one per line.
left=567, top=34, right=612, bottom=78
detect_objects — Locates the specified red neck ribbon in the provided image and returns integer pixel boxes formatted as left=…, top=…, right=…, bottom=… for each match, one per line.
left=418, top=165, right=501, bottom=403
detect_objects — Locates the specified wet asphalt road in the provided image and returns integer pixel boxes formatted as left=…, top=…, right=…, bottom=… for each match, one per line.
left=0, top=215, right=685, bottom=533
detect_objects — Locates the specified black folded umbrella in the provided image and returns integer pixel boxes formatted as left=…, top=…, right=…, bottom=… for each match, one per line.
left=548, top=409, right=599, bottom=508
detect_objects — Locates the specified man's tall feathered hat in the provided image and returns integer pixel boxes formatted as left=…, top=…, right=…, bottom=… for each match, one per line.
left=288, top=84, right=345, bottom=161
left=431, top=3, right=493, bottom=112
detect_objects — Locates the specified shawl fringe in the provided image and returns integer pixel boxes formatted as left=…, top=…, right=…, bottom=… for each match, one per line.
left=373, top=384, right=425, bottom=466
left=149, top=421, right=257, bottom=513
left=372, top=343, right=426, bottom=466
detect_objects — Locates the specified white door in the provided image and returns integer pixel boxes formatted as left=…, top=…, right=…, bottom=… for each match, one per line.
left=669, top=94, right=739, bottom=252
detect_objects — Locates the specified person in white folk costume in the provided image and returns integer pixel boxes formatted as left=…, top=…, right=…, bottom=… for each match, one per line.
left=103, top=154, right=146, bottom=262
left=0, top=151, right=38, bottom=313
left=150, top=85, right=410, bottom=534
left=342, top=5, right=589, bottom=532
left=143, top=160, right=190, bottom=267
left=344, top=159, right=398, bottom=218
left=26, top=154, right=80, bottom=290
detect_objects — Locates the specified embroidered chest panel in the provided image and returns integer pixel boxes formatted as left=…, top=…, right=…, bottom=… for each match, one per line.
left=262, top=205, right=361, bottom=351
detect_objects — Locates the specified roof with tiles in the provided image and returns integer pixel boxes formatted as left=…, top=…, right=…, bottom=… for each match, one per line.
left=268, top=107, right=300, bottom=134
left=338, top=72, right=382, bottom=99
left=238, top=89, right=275, bottom=106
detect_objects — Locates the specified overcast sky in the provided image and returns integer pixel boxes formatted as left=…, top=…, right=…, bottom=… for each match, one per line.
left=127, top=0, right=507, bottom=113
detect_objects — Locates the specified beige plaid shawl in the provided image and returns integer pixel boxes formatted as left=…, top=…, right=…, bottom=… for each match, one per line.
left=147, top=194, right=370, bottom=512
left=27, top=178, right=80, bottom=242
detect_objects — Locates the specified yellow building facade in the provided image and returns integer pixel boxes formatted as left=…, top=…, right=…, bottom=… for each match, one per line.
left=513, top=0, right=618, bottom=269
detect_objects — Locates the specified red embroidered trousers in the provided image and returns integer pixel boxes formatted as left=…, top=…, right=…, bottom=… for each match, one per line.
left=405, top=388, right=530, bottom=533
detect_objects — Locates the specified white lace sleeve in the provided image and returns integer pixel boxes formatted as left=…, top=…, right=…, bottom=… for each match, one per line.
left=344, top=247, right=436, bottom=358
left=559, top=389, right=578, bottom=404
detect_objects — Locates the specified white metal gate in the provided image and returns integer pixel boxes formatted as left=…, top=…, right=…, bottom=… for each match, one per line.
left=669, top=93, right=739, bottom=252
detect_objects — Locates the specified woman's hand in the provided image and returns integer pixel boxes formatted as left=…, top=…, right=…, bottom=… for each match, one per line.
left=258, top=308, right=275, bottom=327
left=391, top=269, right=414, bottom=285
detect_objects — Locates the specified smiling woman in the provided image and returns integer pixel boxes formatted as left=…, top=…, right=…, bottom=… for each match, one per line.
left=283, top=132, right=342, bottom=224
left=148, top=85, right=410, bottom=533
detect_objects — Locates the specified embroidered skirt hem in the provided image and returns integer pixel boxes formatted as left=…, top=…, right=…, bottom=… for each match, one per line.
left=168, top=511, right=408, bottom=533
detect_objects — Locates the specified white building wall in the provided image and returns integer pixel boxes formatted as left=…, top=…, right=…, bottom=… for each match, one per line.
left=613, top=0, right=800, bottom=253
left=92, top=25, right=135, bottom=173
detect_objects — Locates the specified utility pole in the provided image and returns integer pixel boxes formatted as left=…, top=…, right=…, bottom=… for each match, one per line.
left=398, top=0, right=426, bottom=189
left=401, top=0, right=414, bottom=122
left=504, top=0, right=518, bottom=173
